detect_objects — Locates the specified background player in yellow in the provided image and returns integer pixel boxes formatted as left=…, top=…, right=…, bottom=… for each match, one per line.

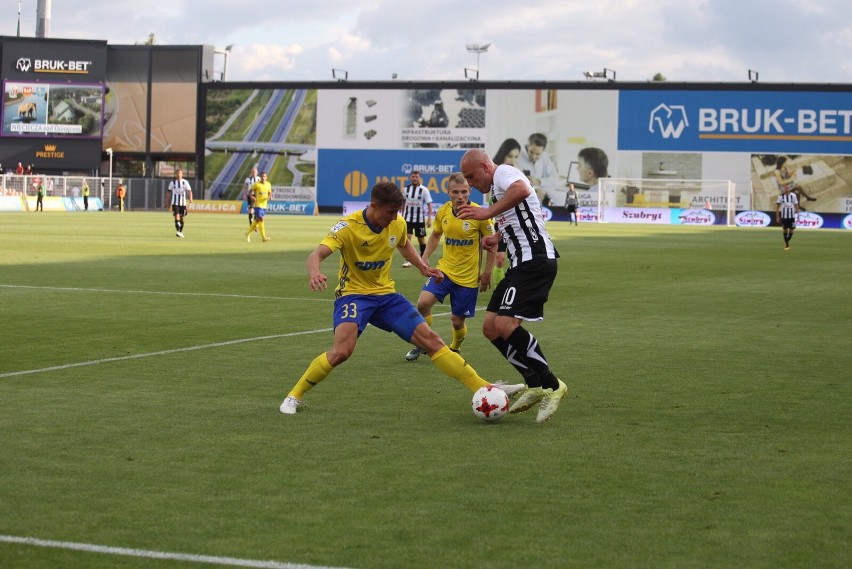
left=279, top=181, right=524, bottom=415
left=245, top=172, right=272, bottom=243
left=405, top=172, right=496, bottom=361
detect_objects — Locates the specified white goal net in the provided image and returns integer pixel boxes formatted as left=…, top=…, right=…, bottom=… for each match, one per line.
left=596, top=178, right=743, bottom=226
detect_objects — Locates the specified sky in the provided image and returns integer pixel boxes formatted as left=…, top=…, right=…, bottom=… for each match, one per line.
left=6, top=0, right=852, bottom=84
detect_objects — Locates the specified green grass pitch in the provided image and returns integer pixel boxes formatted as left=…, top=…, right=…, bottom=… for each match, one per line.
left=0, top=212, right=849, bottom=569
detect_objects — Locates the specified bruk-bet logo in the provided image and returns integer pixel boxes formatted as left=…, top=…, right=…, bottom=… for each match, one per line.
left=16, top=58, right=31, bottom=72
left=649, top=103, right=689, bottom=139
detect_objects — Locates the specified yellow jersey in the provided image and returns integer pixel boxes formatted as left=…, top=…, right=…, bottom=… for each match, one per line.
left=320, top=209, right=408, bottom=297
left=432, top=201, right=494, bottom=288
left=250, top=180, right=272, bottom=208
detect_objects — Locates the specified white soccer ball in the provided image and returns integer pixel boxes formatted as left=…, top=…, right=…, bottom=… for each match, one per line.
left=472, top=385, right=509, bottom=422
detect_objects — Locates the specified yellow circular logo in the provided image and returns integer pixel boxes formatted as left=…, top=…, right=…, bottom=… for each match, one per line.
left=344, top=170, right=370, bottom=197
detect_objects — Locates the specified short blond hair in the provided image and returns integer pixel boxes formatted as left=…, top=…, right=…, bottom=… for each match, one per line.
left=447, top=172, right=468, bottom=187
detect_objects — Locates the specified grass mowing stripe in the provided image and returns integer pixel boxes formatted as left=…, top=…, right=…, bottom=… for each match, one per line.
left=0, top=284, right=334, bottom=303
left=0, top=535, right=353, bottom=569
left=0, top=310, right=461, bottom=379
left=0, top=330, right=331, bottom=379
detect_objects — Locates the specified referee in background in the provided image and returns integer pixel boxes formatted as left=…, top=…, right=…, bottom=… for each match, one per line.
left=775, top=183, right=799, bottom=250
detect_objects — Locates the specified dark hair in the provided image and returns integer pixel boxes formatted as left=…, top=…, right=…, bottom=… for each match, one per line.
left=527, top=132, right=549, bottom=148
left=775, top=156, right=789, bottom=170
left=371, top=181, right=404, bottom=208
left=493, top=138, right=521, bottom=165
left=578, top=147, right=609, bottom=178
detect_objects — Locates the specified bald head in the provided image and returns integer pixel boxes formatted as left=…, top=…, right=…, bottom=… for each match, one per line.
left=460, top=149, right=496, bottom=194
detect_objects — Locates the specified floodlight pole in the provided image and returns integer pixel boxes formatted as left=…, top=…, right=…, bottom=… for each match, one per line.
left=466, top=43, right=491, bottom=80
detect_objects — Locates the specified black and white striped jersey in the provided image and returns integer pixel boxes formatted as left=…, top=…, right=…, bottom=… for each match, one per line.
left=244, top=175, right=258, bottom=200
left=776, top=191, right=799, bottom=218
left=402, top=184, right=432, bottom=223
left=168, top=178, right=192, bottom=206
left=491, top=164, right=558, bottom=268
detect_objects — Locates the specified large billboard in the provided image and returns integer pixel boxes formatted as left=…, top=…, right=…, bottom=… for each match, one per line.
left=3, top=80, right=104, bottom=138
left=0, top=37, right=107, bottom=169
left=203, top=82, right=852, bottom=226
left=104, top=47, right=199, bottom=155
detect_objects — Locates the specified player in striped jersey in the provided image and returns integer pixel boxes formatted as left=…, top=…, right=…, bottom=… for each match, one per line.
left=165, top=169, right=193, bottom=238
left=405, top=172, right=495, bottom=361
left=775, top=183, right=800, bottom=250
left=400, top=171, right=433, bottom=267
left=279, top=181, right=524, bottom=416
left=458, top=149, right=567, bottom=423
left=241, top=167, right=259, bottom=227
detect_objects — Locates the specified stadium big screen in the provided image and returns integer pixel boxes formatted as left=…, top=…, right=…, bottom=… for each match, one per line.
left=0, top=37, right=107, bottom=170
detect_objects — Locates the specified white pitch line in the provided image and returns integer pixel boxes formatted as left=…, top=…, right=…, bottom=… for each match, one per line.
left=0, top=329, right=332, bottom=379
left=0, top=535, right=353, bottom=569
left=0, top=284, right=333, bottom=303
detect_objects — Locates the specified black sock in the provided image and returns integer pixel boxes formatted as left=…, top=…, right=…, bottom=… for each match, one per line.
left=419, top=243, right=426, bottom=256
left=506, top=327, right=559, bottom=390
left=491, top=337, right=542, bottom=387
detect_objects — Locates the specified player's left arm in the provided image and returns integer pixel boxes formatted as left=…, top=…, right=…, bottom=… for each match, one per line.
left=478, top=223, right=496, bottom=292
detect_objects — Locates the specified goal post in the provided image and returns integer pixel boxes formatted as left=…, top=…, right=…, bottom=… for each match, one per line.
left=596, top=178, right=745, bottom=226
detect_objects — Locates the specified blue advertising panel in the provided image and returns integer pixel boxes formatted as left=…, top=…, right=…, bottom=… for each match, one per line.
left=618, top=90, right=852, bottom=154
left=317, top=148, right=465, bottom=207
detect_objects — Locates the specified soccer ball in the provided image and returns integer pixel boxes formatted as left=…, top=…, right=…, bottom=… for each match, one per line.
left=472, top=385, right=509, bottom=422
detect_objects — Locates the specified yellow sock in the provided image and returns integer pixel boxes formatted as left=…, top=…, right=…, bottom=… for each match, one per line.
left=424, top=313, right=433, bottom=327
left=288, top=352, right=334, bottom=399
left=259, top=221, right=267, bottom=239
left=450, top=324, right=467, bottom=351
left=431, top=345, right=489, bottom=392
left=493, top=266, right=505, bottom=283
left=246, top=221, right=258, bottom=235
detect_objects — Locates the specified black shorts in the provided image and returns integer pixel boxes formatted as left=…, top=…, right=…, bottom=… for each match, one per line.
left=171, top=205, right=187, bottom=217
left=497, top=240, right=507, bottom=253
left=780, top=217, right=796, bottom=229
left=487, top=257, right=558, bottom=321
left=566, top=204, right=577, bottom=214
left=406, top=221, right=427, bottom=238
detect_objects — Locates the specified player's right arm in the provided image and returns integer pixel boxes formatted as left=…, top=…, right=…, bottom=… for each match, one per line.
left=421, top=222, right=442, bottom=263
left=306, top=244, right=334, bottom=291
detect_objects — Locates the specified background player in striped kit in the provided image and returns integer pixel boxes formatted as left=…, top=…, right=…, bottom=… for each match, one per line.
left=775, top=183, right=800, bottom=250
left=241, top=167, right=259, bottom=228
left=401, top=170, right=433, bottom=268
left=165, top=168, right=193, bottom=238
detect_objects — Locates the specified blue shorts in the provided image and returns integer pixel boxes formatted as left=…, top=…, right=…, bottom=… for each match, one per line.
left=333, top=293, right=425, bottom=342
left=253, top=207, right=266, bottom=220
left=423, top=276, right=478, bottom=318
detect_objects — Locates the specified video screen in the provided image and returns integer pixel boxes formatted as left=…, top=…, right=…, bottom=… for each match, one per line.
left=2, top=80, right=105, bottom=139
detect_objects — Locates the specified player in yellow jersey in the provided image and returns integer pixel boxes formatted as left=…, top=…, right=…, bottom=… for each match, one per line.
left=405, top=172, right=496, bottom=361
left=279, top=181, right=525, bottom=416
left=245, top=172, right=272, bottom=243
